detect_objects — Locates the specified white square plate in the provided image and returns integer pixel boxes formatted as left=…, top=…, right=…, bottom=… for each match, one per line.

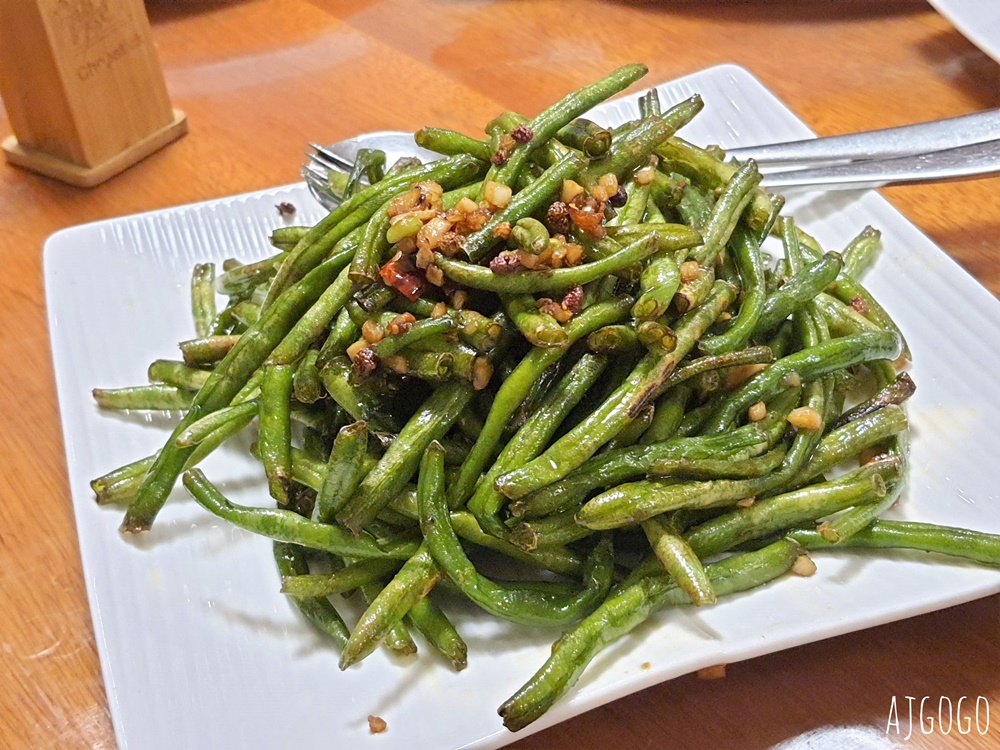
left=46, top=64, right=1000, bottom=750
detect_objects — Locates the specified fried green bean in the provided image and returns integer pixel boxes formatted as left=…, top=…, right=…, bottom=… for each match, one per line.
left=504, top=294, right=568, bottom=348
left=451, top=512, right=584, bottom=576
left=183, top=469, right=417, bottom=559
left=268, top=265, right=353, bottom=365
left=274, top=542, right=350, bottom=650
left=632, top=249, right=680, bottom=320
left=820, top=262, right=909, bottom=360
left=508, top=508, right=595, bottom=551
left=485, top=63, right=647, bottom=193
left=216, top=252, right=284, bottom=297
left=586, top=324, right=642, bottom=355
left=348, top=199, right=393, bottom=288
left=95, top=396, right=267, bottom=508
left=147, top=359, right=212, bottom=392
left=580, top=96, right=704, bottom=186
left=343, top=148, right=387, bottom=199
left=190, top=262, right=216, bottom=339
left=647, top=446, right=787, bottom=480
left=639, top=382, right=693, bottom=445
left=754, top=252, right=843, bottom=336
left=668, top=346, right=776, bottom=390
left=419, top=442, right=613, bottom=626
left=259, top=364, right=294, bottom=505
left=319, top=357, right=399, bottom=433
left=791, top=520, right=1000, bottom=566
left=700, top=330, right=903, bottom=435
left=642, top=514, right=716, bottom=605
left=608, top=178, right=650, bottom=228
left=314, top=420, right=368, bottom=524
left=689, top=159, right=761, bottom=266
left=415, top=127, right=492, bottom=162
left=357, top=580, right=417, bottom=657
left=340, top=544, right=441, bottom=668
left=794, top=404, right=908, bottom=487
left=832, top=372, right=915, bottom=430
left=498, top=539, right=801, bottom=731
left=638, top=88, right=661, bottom=119
left=179, top=335, right=241, bottom=366
left=292, top=349, right=323, bottom=403
left=449, top=297, right=632, bottom=507
left=496, top=281, right=735, bottom=500
left=509, top=218, right=551, bottom=254
left=280, top=557, right=401, bottom=597
left=603, top=402, right=654, bottom=451
left=92, top=384, right=194, bottom=411
left=336, top=381, right=475, bottom=533
left=405, top=597, right=468, bottom=671
left=467, top=352, right=607, bottom=536
left=91, top=455, right=157, bottom=506
left=841, top=225, right=882, bottom=279
left=671, top=262, right=715, bottom=314
left=440, top=228, right=700, bottom=294
left=698, top=222, right=766, bottom=354
left=685, top=455, right=902, bottom=558
left=555, top=117, right=612, bottom=157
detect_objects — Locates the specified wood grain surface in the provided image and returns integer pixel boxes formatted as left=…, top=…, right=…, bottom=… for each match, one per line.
left=0, top=1, right=997, bottom=748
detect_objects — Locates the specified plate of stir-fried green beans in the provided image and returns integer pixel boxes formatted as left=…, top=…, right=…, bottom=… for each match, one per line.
left=46, top=63, right=1000, bottom=750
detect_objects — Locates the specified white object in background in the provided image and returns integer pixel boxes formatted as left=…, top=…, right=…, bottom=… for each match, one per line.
left=928, top=0, right=1000, bottom=64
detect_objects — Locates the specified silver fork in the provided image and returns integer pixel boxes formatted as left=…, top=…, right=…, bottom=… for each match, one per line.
left=303, top=109, right=1000, bottom=211
left=302, top=131, right=439, bottom=210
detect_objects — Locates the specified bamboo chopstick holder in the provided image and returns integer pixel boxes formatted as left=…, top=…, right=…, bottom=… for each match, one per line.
left=0, top=0, right=187, bottom=187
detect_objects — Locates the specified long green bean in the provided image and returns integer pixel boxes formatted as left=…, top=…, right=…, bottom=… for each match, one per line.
left=337, top=381, right=475, bottom=533
left=183, top=469, right=417, bottom=559
left=496, top=281, right=736, bottom=500
left=438, top=228, right=699, bottom=294
left=419, top=443, right=613, bottom=626
left=449, top=298, right=632, bottom=507
left=498, top=539, right=801, bottom=731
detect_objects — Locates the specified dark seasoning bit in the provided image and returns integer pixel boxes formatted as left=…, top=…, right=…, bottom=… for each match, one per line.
left=545, top=201, right=573, bottom=235
left=276, top=202, right=296, bottom=217
left=608, top=186, right=628, bottom=208
left=510, top=124, right=534, bottom=143
left=353, top=346, right=379, bottom=378
left=491, top=133, right=517, bottom=166
left=561, top=285, right=584, bottom=313
left=489, top=250, right=525, bottom=275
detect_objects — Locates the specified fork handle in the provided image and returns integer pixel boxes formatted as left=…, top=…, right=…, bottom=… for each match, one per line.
left=727, top=108, right=1000, bottom=166
left=756, top=138, right=1000, bottom=191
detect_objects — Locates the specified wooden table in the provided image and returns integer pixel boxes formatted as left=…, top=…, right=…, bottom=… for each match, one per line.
left=1, top=1, right=997, bottom=748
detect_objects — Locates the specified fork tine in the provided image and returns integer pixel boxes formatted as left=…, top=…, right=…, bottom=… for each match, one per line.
left=302, top=130, right=428, bottom=212
left=301, top=147, right=353, bottom=211
left=308, top=143, right=354, bottom=172
left=301, top=167, right=326, bottom=188
left=302, top=162, right=332, bottom=182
